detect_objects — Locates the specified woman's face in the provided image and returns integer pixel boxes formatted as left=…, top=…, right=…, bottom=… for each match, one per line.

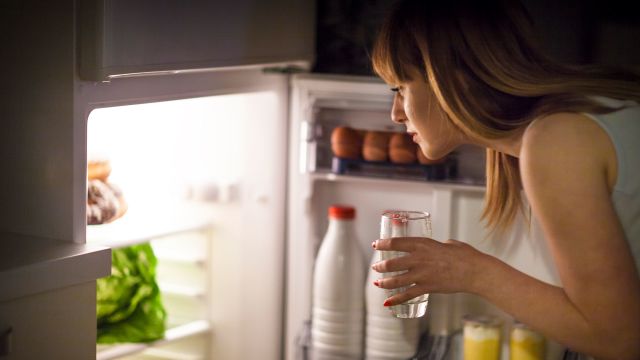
left=390, top=72, right=464, bottom=160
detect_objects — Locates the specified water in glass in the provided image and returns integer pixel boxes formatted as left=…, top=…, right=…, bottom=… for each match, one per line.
left=379, top=210, right=431, bottom=318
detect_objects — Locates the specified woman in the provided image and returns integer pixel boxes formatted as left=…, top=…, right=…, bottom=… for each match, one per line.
left=369, top=0, right=640, bottom=359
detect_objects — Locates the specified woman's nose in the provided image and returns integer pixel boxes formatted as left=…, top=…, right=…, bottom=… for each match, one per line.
left=391, top=94, right=406, bottom=124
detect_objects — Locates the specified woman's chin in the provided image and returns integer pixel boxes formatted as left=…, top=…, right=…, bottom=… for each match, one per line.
left=420, top=147, right=442, bottom=160
left=419, top=146, right=454, bottom=163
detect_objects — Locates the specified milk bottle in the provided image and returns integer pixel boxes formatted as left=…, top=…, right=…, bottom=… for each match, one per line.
left=311, top=205, right=366, bottom=359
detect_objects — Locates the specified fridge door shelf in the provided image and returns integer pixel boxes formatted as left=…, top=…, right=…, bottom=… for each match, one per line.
left=304, top=117, right=485, bottom=185
left=331, top=156, right=458, bottom=182
left=296, top=320, right=457, bottom=360
left=96, top=319, right=211, bottom=360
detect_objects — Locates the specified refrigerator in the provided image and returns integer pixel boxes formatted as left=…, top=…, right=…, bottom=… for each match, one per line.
left=79, top=72, right=563, bottom=360
left=0, top=2, right=567, bottom=359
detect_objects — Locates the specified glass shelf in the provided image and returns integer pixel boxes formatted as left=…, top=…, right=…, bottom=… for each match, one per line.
left=87, top=201, right=215, bottom=249
left=158, top=282, right=207, bottom=298
left=96, top=320, right=211, bottom=360
left=309, top=172, right=485, bottom=193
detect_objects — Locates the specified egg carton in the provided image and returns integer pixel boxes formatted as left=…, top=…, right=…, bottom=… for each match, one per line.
left=331, top=156, right=458, bottom=182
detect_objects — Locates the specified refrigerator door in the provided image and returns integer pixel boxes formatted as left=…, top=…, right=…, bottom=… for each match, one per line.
left=78, top=0, right=315, bottom=81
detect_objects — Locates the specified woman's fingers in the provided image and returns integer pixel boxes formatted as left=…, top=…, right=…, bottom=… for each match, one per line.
left=371, top=255, right=410, bottom=273
left=382, top=285, right=428, bottom=307
left=372, top=237, right=432, bottom=252
left=371, top=237, right=437, bottom=274
left=373, top=271, right=416, bottom=290
left=371, top=237, right=481, bottom=294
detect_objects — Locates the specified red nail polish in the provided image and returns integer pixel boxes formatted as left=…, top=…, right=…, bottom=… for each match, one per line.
left=371, top=241, right=376, bottom=249
left=373, top=280, right=379, bottom=287
left=383, top=300, right=392, bottom=307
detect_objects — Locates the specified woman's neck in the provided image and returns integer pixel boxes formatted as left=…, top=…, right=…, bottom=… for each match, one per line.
left=468, top=128, right=525, bottom=158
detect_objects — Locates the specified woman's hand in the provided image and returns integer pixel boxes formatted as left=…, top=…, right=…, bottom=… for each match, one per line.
left=371, top=237, right=490, bottom=306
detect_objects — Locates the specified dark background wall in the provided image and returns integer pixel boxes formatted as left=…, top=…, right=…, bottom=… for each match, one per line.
left=312, top=0, right=640, bottom=76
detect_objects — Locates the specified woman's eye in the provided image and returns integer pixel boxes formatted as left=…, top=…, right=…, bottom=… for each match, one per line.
left=391, top=87, right=403, bottom=96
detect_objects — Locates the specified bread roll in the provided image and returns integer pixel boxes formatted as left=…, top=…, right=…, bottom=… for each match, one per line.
left=88, top=160, right=112, bottom=181
left=87, top=179, right=119, bottom=225
left=87, top=179, right=128, bottom=225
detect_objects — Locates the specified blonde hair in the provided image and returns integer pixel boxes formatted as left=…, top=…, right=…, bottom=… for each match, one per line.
left=372, top=0, right=640, bottom=234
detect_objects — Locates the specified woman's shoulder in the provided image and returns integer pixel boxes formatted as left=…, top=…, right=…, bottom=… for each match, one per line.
left=522, top=112, right=610, bottom=157
left=521, top=112, right=616, bottom=190
left=525, top=112, right=597, bottom=138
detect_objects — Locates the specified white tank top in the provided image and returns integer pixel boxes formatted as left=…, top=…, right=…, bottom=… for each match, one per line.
left=584, top=97, right=640, bottom=274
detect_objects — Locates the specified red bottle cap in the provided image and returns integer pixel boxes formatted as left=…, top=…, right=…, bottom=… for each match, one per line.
left=328, top=205, right=356, bottom=219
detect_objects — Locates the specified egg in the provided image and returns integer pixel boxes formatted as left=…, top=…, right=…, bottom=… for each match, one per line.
left=417, top=149, right=446, bottom=165
left=362, top=131, right=390, bottom=162
left=331, top=126, right=362, bottom=159
left=389, top=132, right=417, bottom=164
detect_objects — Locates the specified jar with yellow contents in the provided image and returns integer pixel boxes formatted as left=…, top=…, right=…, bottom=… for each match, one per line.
left=509, top=322, right=545, bottom=360
left=463, top=315, right=503, bottom=360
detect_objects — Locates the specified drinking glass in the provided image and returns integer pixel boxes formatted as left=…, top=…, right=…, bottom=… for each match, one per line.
left=378, top=210, right=432, bottom=318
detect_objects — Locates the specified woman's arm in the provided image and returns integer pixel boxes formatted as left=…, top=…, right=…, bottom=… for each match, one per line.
left=516, top=113, right=640, bottom=358
left=372, top=113, right=640, bottom=359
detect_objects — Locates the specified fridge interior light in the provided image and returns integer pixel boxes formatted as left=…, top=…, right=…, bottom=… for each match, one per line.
left=87, top=91, right=277, bottom=208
